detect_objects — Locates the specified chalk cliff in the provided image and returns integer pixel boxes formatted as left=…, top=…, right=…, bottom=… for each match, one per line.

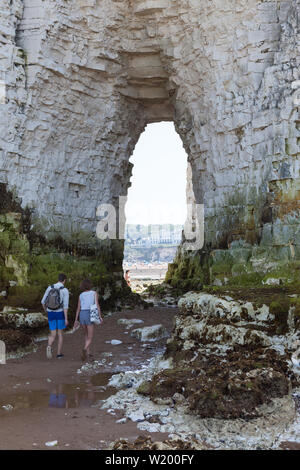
left=0, top=1, right=300, bottom=298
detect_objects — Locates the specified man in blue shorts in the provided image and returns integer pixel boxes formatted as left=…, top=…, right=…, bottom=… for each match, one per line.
left=41, top=273, right=69, bottom=359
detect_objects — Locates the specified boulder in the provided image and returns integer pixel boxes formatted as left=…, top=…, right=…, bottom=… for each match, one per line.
left=0, top=309, right=48, bottom=329
left=117, top=318, right=144, bottom=329
left=131, top=324, right=168, bottom=342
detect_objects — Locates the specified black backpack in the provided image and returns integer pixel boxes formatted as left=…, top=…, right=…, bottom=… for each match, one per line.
left=44, top=285, right=64, bottom=310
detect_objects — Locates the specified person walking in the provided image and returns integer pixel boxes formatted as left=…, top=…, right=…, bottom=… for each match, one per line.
left=73, top=279, right=103, bottom=362
left=124, top=269, right=131, bottom=287
left=41, top=273, right=69, bottom=359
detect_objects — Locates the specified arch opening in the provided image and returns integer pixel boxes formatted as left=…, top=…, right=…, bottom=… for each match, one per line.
left=122, top=121, right=188, bottom=291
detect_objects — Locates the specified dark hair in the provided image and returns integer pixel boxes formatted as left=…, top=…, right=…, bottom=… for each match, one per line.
left=126, top=270, right=130, bottom=273
left=80, top=279, right=92, bottom=291
left=58, top=273, right=67, bottom=282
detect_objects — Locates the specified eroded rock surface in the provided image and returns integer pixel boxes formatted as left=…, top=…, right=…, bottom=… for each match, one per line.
left=137, top=291, right=299, bottom=419
left=0, top=329, right=34, bottom=354
left=0, top=308, right=48, bottom=329
left=131, top=324, right=169, bottom=342
left=117, top=318, right=144, bottom=329
left=101, top=291, right=300, bottom=449
left=108, top=435, right=206, bottom=450
left=0, top=1, right=299, bottom=290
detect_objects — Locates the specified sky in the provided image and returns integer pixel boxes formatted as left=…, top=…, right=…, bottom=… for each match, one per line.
left=125, top=122, right=188, bottom=225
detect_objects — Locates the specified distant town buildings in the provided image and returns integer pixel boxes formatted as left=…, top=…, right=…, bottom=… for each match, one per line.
left=125, top=224, right=183, bottom=247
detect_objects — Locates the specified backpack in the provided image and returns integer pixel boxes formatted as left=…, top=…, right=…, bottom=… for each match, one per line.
left=44, top=285, right=64, bottom=310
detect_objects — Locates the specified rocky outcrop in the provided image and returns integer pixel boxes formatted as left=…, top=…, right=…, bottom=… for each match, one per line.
left=102, top=385, right=297, bottom=449
left=131, top=324, right=168, bottom=342
left=117, top=318, right=144, bottom=329
left=0, top=182, right=144, bottom=318
left=108, top=435, right=205, bottom=450
left=176, top=291, right=295, bottom=349
left=101, top=290, right=300, bottom=448
left=0, top=1, right=299, bottom=291
left=140, top=291, right=299, bottom=420
left=0, top=329, right=34, bottom=355
left=0, top=307, right=48, bottom=329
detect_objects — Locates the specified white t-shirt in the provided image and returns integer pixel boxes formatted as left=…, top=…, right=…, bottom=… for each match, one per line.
left=80, top=290, right=96, bottom=310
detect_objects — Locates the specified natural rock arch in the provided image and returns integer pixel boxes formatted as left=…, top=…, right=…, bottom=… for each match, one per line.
left=0, top=0, right=300, bottom=292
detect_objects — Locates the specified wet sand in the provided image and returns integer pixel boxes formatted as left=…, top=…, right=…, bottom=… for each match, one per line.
left=0, top=306, right=177, bottom=450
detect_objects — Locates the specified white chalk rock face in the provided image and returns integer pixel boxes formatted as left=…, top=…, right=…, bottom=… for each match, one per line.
left=108, top=355, right=172, bottom=390
left=0, top=0, right=298, bottom=260
left=108, top=370, right=144, bottom=389
left=131, top=324, right=168, bottom=342
left=178, top=292, right=274, bottom=323
left=0, top=309, right=48, bottom=329
left=2, top=306, right=27, bottom=314
left=176, top=291, right=300, bottom=352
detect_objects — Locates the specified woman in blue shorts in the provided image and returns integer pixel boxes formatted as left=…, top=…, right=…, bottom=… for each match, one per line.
left=74, top=279, right=103, bottom=361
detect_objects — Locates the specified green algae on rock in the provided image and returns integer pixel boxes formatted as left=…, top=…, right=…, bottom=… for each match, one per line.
left=137, top=349, right=291, bottom=420
left=109, top=435, right=205, bottom=450
left=136, top=291, right=299, bottom=419
left=0, top=183, right=143, bottom=323
left=0, top=329, right=33, bottom=354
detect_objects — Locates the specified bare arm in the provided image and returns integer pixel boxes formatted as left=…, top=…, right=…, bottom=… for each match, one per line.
left=41, top=286, right=50, bottom=313
left=74, top=298, right=81, bottom=324
left=64, top=308, right=68, bottom=327
left=63, top=288, right=69, bottom=326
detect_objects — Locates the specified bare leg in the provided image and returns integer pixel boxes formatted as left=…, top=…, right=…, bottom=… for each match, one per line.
left=81, top=325, right=88, bottom=361
left=57, top=330, right=63, bottom=355
left=48, top=330, right=56, bottom=348
left=84, top=325, right=94, bottom=355
left=82, top=325, right=88, bottom=348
